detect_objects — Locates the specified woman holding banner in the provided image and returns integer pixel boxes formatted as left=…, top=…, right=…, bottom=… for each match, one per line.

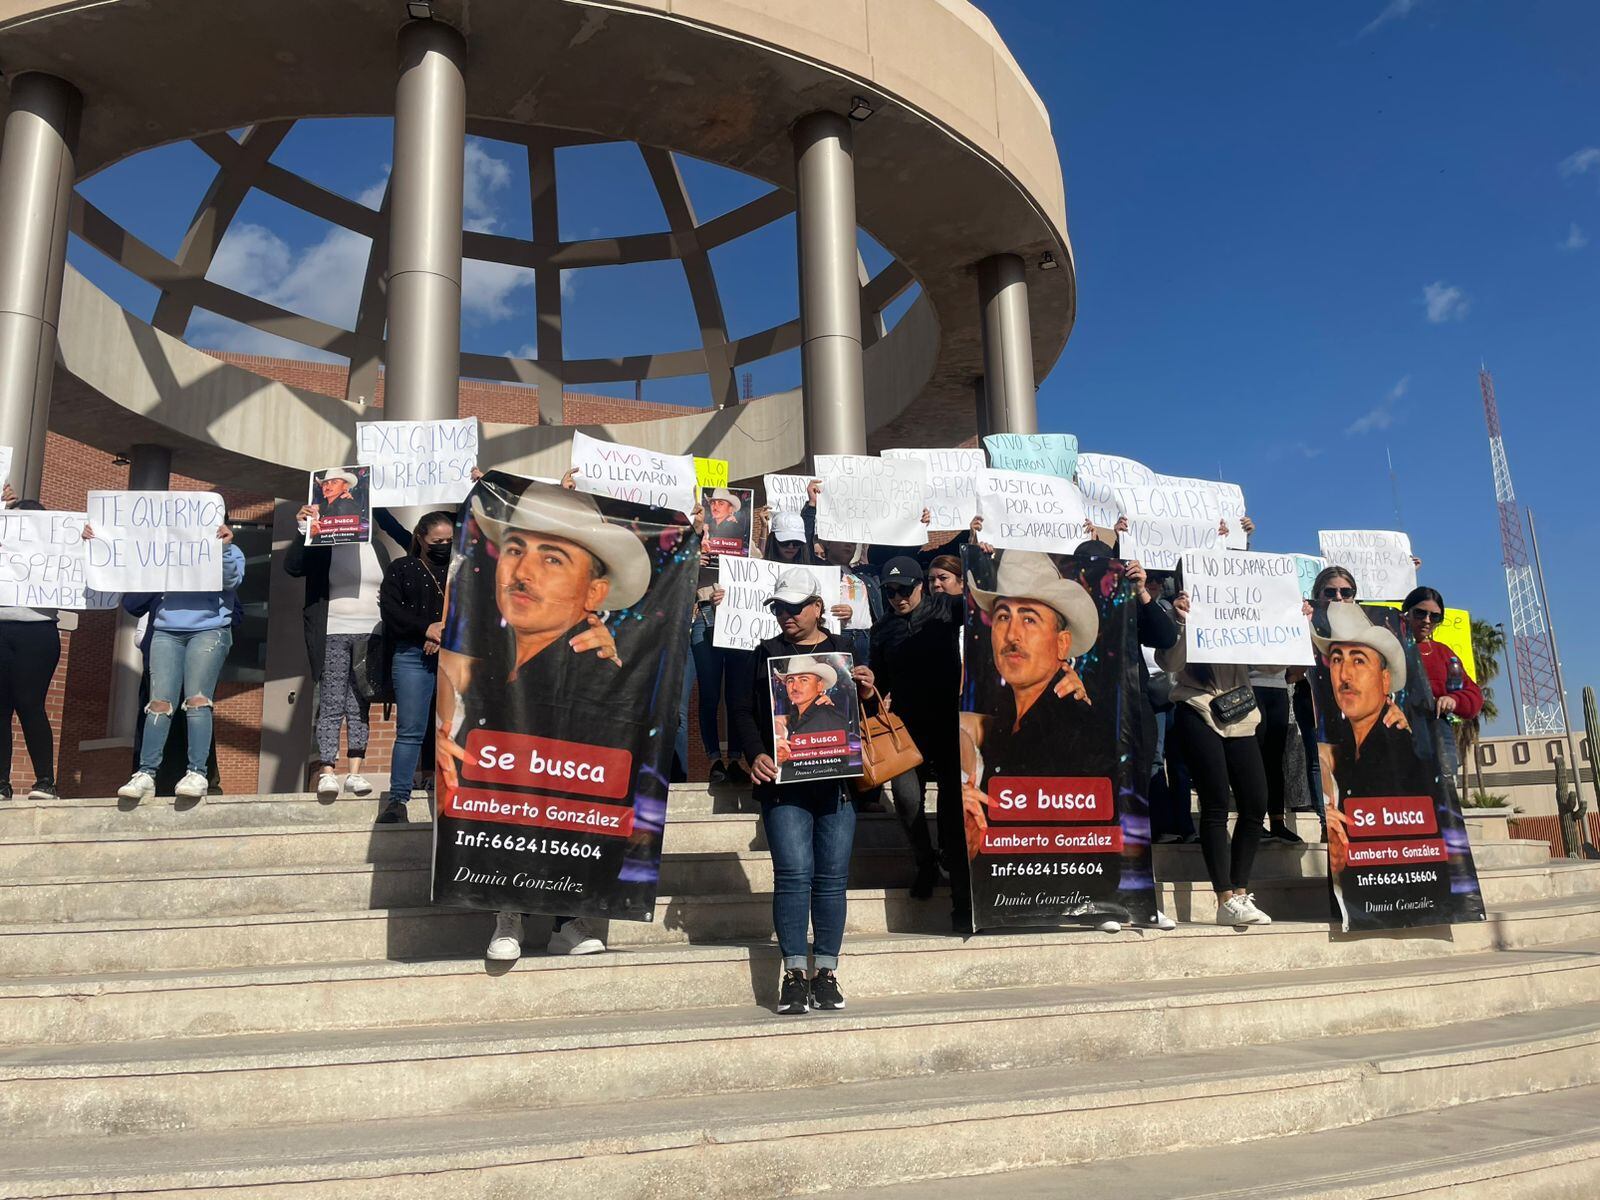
left=1401, top=587, right=1482, bottom=722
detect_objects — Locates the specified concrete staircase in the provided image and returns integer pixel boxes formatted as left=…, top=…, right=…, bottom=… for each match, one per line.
left=2, top=787, right=1600, bottom=1197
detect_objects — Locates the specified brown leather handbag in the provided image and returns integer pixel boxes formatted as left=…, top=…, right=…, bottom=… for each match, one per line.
left=855, top=696, right=924, bottom=791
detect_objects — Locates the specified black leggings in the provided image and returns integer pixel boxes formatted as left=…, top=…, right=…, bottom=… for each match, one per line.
left=1253, top=686, right=1291, bottom=821
left=1175, top=704, right=1268, bottom=893
left=0, top=620, right=61, bottom=785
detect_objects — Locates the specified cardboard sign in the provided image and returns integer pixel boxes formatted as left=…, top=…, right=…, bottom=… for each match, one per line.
left=712, top=557, right=842, bottom=651
left=0, top=509, right=119, bottom=609
left=1112, top=483, right=1224, bottom=571
left=307, top=466, right=372, bottom=546
left=975, top=467, right=1089, bottom=553
left=769, top=650, right=863, bottom=784
left=1372, top=601, right=1477, bottom=680
left=983, top=433, right=1079, bottom=481
left=700, top=486, right=753, bottom=558
left=1181, top=550, right=1314, bottom=666
left=570, top=430, right=697, bottom=514
left=1077, top=454, right=1246, bottom=548
left=694, top=457, right=729, bottom=488
left=1318, top=530, right=1417, bottom=601
left=83, top=491, right=226, bottom=593
left=814, top=454, right=927, bottom=546
left=356, top=417, right=479, bottom=507
left=763, top=473, right=811, bottom=515
left=1293, top=553, right=1329, bottom=600
left=882, top=447, right=984, bottom=531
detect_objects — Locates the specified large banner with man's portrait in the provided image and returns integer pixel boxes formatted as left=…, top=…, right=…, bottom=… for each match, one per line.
left=432, top=471, right=698, bottom=921
left=959, top=546, right=1155, bottom=929
left=1310, top=601, right=1485, bottom=933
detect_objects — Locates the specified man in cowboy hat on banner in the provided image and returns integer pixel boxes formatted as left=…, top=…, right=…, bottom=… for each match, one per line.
left=704, top=487, right=746, bottom=537
left=309, top=467, right=368, bottom=541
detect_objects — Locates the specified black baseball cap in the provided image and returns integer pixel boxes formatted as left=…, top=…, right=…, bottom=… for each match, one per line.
left=881, top=556, right=924, bottom=584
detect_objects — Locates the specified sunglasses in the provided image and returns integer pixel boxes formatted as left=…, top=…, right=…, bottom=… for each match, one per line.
left=884, top=585, right=917, bottom=599
left=1409, top=609, right=1445, bottom=625
left=1320, top=586, right=1356, bottom=600
left=771, top=600, right=809, bottom=617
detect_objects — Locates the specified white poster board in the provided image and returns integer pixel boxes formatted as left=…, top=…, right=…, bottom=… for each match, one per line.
left=982, top=433, right=1079, bottom=481
left=814, top=454, right=927, bottom=546
left=763, top=473, right=811, bottom=515
left=1317, top=530, right=1417, bottom=600
left=0, top=510, right=119, bottom=609
left=882, top=447, right=983, bottom=531
left=83, top=491, right=226, bottom=592
left=569, top=430, right=697, bottom=514
left=1293, top=553, right=1329, bottom=600
left=1181, top=549, right=1314, bottom=666
left=356, top=417, right=480, bottom=506
left=712, top=557, right=842, bottom=650
left=0, top=445, right=12, bottom=489
left=1112, top=483, right=1224, bottom=571
left=1077, top=454, right=1247, bottom=548
left=975, top=467, right=1088, bottom=554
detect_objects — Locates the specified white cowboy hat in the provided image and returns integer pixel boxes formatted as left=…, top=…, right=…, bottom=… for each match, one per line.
left=967, top=550, right=1100, bottom=647
left=1312, top=601, right=1407, bottom=690
left=471, top=485, right=652, bottom=611
left=709, top=487, right=743, bottom=513
left=770, top=510, right=806, bottom=542
left=767, top=566, right=822, bottom=607
left=780, top=654, right=838, bottom=691
left=321, top=469, right=359, bottom=487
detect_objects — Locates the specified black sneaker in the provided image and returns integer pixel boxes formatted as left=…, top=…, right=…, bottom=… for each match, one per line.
left=28, top=780, right=60, bottom=801
left=725, top=760, right=752, bottom=786
left=708, top=760, right=729, bottom=785
left=1264, top=823, right=1305, bottom=845
left=809, top=969, right=845, bottom=1011
left=0, top=781, right=11, bottom=800
left=909, top=858, right=939, bottom=900
left=375, top=801, right=410, bottom=824
left=777, top=968, right=811, bottom=1015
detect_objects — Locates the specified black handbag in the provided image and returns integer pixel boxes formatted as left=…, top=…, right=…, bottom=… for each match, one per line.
left=1209, top=685, right=1258, bottom=726
left=350, top=623, right=394, bottom=706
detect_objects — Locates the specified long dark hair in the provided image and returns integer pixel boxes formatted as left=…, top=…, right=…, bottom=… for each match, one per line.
left=409, top=510, right=456, bottom=557
left=1401, top=585, right=1444, bottom=612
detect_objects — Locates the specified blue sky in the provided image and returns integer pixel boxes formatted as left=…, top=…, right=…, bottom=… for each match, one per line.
left=67, top=0, right=1598, bottom=735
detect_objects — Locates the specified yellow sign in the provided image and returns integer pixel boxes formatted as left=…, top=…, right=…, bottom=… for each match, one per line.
left=694, top=457, right=729, bottom=488
left=1372, top=603, right=1477, bottom=681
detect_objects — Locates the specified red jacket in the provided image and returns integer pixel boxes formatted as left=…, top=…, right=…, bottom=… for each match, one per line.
left=1416, top=640, right=1482, bottom=721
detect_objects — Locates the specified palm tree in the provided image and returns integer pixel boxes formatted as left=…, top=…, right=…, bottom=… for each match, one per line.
left=1458, top=620, right=1507, bottom=796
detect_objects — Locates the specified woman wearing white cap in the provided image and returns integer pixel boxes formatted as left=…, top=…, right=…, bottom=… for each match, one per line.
left=730, top=564, right=877, bottom=1015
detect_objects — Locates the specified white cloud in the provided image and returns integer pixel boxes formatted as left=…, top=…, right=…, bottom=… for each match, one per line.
left=357, top=170, right=389, bottom=210
left=1561, top=222, right=1589, bottom=252
left=464, top=139, right=513, bottom=233
left=1559, top=147, right=1600, bottom=179
left=1347, top=376, right=1409, bottom=436
left=1421, top=280, right=1469, bottom=323
left=512, top=343, right=537, bottom=359
left=1359, top=0, right=1421, bottom=37
left=462, top=259, right=536, bottom=322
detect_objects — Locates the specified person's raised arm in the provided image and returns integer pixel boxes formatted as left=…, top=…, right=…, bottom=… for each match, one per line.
left=374, top=507, right=410, bottom=548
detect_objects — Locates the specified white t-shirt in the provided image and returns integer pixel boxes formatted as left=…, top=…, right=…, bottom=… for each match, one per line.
left=325, top=541, right=386, bottom=636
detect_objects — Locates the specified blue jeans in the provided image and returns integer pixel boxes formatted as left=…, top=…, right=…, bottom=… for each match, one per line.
left=389, top=643, right=436, bottom=805
left=138, top=628, right=232, bottom=776
left=760, top=784, right=856, bottom=970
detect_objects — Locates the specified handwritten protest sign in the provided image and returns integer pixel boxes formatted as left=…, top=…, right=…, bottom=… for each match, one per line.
left=1318, top=529, right=1417, bottom=600
left=694, top=457, right=729, bottom=488
left=763, top=473, right=810, bottom=515
left=0, top=510, right=119, bottom=609
left=975, top=467, right=1088, bottom=553
left=1293, top=554, right=1329, bottom=599
left=356, top=417, right=479, bottom=506
left=1373, top=601, right=1477, bottom=679
left=982, top=433, right=1079, bottom=481
left=570, top=430, right=697, bottom=514
left=1182, top=550, right=1313, bottom=666
left=84, top=490, right=225, bottom=592
left=712, top=557, right=842, bottom=650
left=1075, top=453, right=1156, bottom=528
left=1113, top=483, right=1224, bottom=570
left=882, top=447, right=983, bottom=531
left=814, top=454, right=927, bottom=546
left=1165, top=475, right=1248, bottom=550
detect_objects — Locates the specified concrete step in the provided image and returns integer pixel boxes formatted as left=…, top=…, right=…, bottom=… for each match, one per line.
left=829, top=1084, right=1600, bottom=1198
left=4, top=1002, right=1599, bottom=1198
left=6, top=891, right=1600, bottom=1047
left=5, top=939, right=1600, bottom=1139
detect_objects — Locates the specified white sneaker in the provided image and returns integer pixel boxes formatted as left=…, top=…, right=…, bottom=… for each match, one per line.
left=1096, top=919, right=1122, bottom=933
left=117, top=771, right=155, bottom=801
left=1238, top=894, right=1273, bottom=925
left=547, top=917, right=605, bottom=956
left=1150, top=909, right=1177, bottom=931
left=316, top=773, right=341, bottom=800
left=486, top=912, right=523, bottom=961
left=1217, top=895, right=1255, bottom=927
left=344, top=774, right=373, bottom=797
left=174, top=772, right=209, bottom=800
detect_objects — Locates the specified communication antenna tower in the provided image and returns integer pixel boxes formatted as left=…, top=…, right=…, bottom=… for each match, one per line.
left=741, top=371, right=754, bottom=402
left=1480, top=367, right=1562, bottom=733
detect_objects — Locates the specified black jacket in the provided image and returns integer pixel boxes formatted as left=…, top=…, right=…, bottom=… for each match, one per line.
left=868, top=589, right=962, bottom=740
left=733, top=630, right=855, bottom=799
left=379, top=554, right=448, bottom=650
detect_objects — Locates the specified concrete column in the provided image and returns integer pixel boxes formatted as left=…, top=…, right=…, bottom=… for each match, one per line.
left=973, top=376, right=991, bottom=442
left=385, top=18, right=465, bottom=424
left=793, top=111, right=866, bottom=458
left=104, top=444, right=171, bottom=742
left=977, top=253, right=1038, bottom=435
left=0, top=73, right=80, bottom=500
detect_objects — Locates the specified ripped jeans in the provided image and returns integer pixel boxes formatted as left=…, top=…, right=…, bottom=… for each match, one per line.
left=137, top=628, right=232, bottom=776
